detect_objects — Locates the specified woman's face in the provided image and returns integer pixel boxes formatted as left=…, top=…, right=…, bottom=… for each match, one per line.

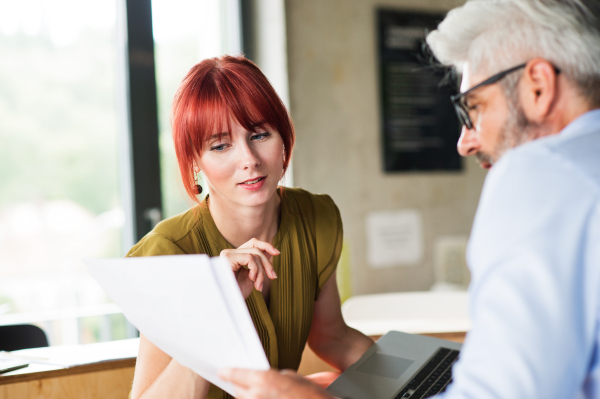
left=196, top=119, right=284, bottom=209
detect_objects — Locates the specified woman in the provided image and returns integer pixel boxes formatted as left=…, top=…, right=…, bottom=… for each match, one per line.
left=128, top=55, right=373, bottom=399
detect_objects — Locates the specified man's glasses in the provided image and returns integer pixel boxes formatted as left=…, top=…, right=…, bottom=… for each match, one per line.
left=451, top=62, right=562, bottom=130
left=450, top=63, right=527, bottom=130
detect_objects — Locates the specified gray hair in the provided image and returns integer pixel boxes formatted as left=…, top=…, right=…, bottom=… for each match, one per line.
left=426, top=0, right=600, bottom=105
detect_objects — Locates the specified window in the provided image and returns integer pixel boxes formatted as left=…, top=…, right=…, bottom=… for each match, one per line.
left=0, top=0, right=246, bottom=346
left=0, top=0, right=130, bottom=344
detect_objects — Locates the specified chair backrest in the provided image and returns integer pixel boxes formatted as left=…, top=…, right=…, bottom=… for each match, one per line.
left=0, top=324, right=49, bottom=351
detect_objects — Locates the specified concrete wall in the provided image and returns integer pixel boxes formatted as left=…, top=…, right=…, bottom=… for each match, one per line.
left=284, top=0, right=487, bottom=295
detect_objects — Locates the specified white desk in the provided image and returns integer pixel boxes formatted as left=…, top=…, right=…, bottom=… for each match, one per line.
left=342, top=291, right=471, bottom=336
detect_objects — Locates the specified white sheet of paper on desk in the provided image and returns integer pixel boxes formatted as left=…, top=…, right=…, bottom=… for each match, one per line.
left=0, top=338, right=140, bottom=367
left=85, top=255, right=270, bottom=396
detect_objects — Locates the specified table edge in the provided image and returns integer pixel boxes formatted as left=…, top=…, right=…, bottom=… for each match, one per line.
left=0, top=357, right=136, bottom=385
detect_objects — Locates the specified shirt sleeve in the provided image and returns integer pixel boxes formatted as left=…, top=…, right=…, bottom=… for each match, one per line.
left=439, top=147, right=600, bottom=399
left=312, top=194, right=343, bottom=298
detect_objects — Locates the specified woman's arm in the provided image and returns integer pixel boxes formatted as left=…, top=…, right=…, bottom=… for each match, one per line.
left=131, top=334, right=210, bottom=399
left=307, top=271, right=374, bottom=371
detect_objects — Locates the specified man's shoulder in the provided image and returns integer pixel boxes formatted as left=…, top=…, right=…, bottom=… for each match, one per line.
left=471, top=115, right=600, bottom=275
left=499, top=119, right=600, bottom=196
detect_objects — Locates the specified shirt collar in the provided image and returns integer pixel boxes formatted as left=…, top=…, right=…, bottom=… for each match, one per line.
left=558, top=108, right=600, bottom=139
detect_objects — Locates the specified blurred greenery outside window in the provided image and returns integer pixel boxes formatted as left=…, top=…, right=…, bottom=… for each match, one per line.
left=0, top=0, right=126, bottom=345
left=0, top=0, right=241, bottom=345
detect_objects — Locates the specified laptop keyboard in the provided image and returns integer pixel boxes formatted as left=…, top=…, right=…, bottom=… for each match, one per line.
left=393, top=348, right=459, bottom=399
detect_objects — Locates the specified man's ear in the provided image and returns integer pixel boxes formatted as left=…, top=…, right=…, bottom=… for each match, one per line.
left=519, top=58, right=559, bottom=123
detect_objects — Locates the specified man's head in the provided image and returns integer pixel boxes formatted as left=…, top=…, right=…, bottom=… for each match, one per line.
left=426, top=0, right=600, bottom=168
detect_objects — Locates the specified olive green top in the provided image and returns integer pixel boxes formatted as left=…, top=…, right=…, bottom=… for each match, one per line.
left=126, top=188, right=343, bottom=399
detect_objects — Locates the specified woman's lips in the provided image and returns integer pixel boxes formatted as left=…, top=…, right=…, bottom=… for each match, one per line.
left=239, top=176, right=266, bottom=191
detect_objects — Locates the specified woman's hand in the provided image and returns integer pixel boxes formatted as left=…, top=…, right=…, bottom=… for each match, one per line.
left=220, top=238, right=279, bottom=299
left=219, top=368, right=334, bottom=399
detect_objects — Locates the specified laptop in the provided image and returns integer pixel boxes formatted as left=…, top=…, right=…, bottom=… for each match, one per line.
left=326, top=331, right=461, bottom=399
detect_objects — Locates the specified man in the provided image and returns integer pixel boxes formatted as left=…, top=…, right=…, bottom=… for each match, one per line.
left=219, top=0, right=600, bottom=397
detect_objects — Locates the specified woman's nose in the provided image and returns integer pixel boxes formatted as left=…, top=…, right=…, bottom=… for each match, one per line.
left=240, top=144, right=260, bottom=169
left=457, top=126, right=481, bottom=157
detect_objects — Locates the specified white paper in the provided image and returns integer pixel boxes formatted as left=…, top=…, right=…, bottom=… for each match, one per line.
left=0, top=338, right=139, bottom=367
left=366, top=209, right=423, bottom=268
left=85, top=255, right=270, bottom=395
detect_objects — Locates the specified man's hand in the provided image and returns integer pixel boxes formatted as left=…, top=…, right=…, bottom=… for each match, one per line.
left=219, top=368, right=334, bottom=399
left=220, top=238, right=279, bottom=299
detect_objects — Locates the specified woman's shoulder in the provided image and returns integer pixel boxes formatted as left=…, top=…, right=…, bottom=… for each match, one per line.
left=152, top=206, right=204, bottom=240
left=283, top=188, right=341, bottom=235
left=283, top=187, right=339, bottom=215
left=126, top=206, right=205, bottom=257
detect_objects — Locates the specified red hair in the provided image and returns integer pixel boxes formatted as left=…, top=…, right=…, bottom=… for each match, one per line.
left=171, top=55, right=295, bottom=204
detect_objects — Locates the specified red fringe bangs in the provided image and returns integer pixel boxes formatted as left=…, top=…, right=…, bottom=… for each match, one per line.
left=171, top=56, right=295, bottom=204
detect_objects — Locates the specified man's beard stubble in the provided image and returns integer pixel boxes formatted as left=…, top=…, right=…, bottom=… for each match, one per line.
left=477, top=94, right=540, bottom=166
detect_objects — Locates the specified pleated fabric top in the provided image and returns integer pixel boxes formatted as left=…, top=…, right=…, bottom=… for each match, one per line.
left=126, top=187, right=343, bottom=399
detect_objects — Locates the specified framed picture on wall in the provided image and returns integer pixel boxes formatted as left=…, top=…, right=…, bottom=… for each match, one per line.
left=378, top=9, right=462, bottom=172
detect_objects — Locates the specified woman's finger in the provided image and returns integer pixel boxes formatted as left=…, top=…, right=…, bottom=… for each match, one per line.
left=247, top=247, right=277, bottom=279
left=231, top=247, right=276, bottom=280
left=247, top=254, right=259, bottom=281
left=254, top=258, right=265, bottom=292
left=219, top=250, right=247, bottom=272
left=244, top=255, right=265, bottom=291
left=223, top=246, right=270, bottom=264
left=221, top=251, right=259, bottom=278
left=254, top=264, right=264, bottom=291
left=236, top=253, right=261, bottom=282
left=220, top=250, right=239, bottom=271
left=222, top=245, right=277, bottom=280
left=244, top=258, right=264, bottom=290
left=240, top=238, right=281, bottom=257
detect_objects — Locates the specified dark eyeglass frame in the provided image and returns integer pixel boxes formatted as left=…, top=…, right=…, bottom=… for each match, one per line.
left=450, top=62, right=561, bottom=130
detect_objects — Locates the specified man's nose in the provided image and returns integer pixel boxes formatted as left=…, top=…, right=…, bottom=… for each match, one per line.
left=457, top=126, right=480, bottom=157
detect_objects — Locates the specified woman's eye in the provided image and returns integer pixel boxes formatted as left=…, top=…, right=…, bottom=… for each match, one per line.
left=251, top=132, right=270, bottom=141
left=210, top=143, right=229, bottom=152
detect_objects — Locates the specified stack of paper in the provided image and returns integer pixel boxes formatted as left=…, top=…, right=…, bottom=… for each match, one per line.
left=86, top=255, right=270, bottom=395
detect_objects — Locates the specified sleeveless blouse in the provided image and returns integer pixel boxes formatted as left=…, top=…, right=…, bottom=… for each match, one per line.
left=126, top=188, right=343, bottom=399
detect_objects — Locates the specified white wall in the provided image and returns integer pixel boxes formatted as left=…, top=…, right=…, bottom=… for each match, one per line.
left=284, top=0, right=487, bottom=295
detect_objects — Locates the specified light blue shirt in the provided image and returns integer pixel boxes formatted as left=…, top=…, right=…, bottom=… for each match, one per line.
left=439, top=109, right=600, bottom=399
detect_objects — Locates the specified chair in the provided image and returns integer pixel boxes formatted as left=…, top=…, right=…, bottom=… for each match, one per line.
left=0, top=324, right=49, bottom=351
